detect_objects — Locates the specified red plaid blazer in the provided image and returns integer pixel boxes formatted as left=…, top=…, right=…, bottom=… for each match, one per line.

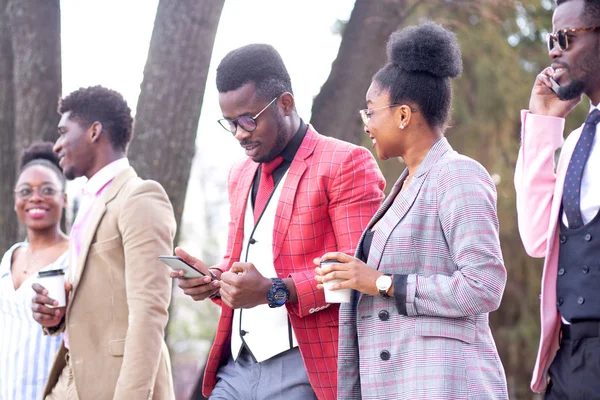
left=202, top=125, right=385, bottom=399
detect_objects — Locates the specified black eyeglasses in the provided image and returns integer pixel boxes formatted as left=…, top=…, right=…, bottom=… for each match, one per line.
left=547, top=26, right=600, bottom=51
left=218, top=94, right=282, bottom=134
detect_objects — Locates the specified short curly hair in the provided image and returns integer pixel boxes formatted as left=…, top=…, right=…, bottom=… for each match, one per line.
left=58, top=86, right=133, bottom=152
left=373, top=22, right=463, bottom=131
left=216, top=44, right=293, bottom=101
left=19, top=141, right=66, bottom=189
left=556, top=0, right=600, bottom=24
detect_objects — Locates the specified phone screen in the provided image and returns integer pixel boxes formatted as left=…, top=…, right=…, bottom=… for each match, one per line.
left=158, top=255, right=206, bottom=278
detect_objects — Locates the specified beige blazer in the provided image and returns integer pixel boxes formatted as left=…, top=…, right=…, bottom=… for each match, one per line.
left=43, top=167, right=177, bottom=400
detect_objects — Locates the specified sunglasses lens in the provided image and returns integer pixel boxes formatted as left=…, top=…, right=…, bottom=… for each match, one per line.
left=557, top=31, right=568, bottom=50
left=547, top=35, right=555, bottom=51
left=237, top=116, right=257, bottom=132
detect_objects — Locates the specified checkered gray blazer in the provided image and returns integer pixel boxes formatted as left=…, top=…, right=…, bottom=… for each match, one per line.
left=338, top=138, right=508, bottom=399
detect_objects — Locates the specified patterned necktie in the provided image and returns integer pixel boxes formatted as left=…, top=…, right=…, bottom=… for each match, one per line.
left=254, top=156, right=284, bottom=224
left=562, top=108, right=600, bottom=229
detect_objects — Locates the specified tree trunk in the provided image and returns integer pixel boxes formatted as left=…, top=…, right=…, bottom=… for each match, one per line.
left=7, top=0, right=62, bottom=150
left=129, top=0, right=224, bottom=242
left=0, top=0, right=18, bottom=252
left=310, top=0, right=411, bottom=145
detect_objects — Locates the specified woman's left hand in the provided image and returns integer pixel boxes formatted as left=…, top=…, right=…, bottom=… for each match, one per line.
left=314, top=252, right=383, bottom=296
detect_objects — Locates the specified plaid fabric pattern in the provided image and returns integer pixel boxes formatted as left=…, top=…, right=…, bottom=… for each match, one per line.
left=338, top=138, right=508, bottom=399
left=203, top=125, right=385, bottom=400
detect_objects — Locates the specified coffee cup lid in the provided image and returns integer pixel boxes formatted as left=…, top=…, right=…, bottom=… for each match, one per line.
left=38, top=269, right=65, bottom=278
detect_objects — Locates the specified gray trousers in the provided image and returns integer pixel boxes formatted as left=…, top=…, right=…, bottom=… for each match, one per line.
left=210, top=347, right=317, bottom=400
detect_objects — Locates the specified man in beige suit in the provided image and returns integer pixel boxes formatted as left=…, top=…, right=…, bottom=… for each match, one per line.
left=31, top=86, right=176, bottom=400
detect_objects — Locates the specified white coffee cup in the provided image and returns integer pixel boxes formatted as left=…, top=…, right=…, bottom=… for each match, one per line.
left=37, top=269, right=66, bottom=308
left=320, top=260, right=351, bottom=303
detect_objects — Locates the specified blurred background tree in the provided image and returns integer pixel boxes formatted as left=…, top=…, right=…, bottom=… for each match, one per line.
left=0, top=0, right=61, bottom=251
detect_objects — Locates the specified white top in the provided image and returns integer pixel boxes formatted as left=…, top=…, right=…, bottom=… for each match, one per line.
left=0, top=242, right=68, bottom=400
left=561, top=104, right=600, bottom=227
left=231, top=169, right=298, bottom=363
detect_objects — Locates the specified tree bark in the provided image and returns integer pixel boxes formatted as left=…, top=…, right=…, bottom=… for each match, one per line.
left=6, top=0, right=62, bottom=150
left=128, top=0, right=225, bottom=242
left=310, top=0, right=410, bottom=145
left=0, top=0, right=18, bottom=252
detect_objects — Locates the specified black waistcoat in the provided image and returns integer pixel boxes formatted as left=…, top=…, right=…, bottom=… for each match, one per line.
left=557, top=209, right=600, bottom=321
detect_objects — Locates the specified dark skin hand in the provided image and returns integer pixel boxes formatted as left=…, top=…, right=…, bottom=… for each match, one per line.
left=314, top=252, right=390, bottom=297
left=171, top=247, right=299, bottom=308
left=220, top=263, right=298, bottom=309
left=169, top=247, right=221, bottom=301
left=31, top=282, right=71, bottom=327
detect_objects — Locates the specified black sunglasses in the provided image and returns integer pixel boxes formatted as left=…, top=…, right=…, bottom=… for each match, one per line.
left=218, top=94, right=282, bottom=134
left=547, top=26, right=600, bottom=51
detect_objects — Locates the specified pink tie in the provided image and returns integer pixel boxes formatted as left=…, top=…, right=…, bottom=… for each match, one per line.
left=254, top=156, right=284, bottom=224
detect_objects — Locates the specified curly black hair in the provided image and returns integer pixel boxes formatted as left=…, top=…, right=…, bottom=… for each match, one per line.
left=216, top=44, right=293, bottom=101
left=19, top=141, right=66, bottom=189
left=58, top=86, right=133, bottom=152
left=556, top=0, right=600, bottom=24
left=373, top=22, right=463, bottom=131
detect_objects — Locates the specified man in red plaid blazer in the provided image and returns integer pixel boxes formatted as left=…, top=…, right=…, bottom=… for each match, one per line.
left=172, top=44, right=385, bottom=400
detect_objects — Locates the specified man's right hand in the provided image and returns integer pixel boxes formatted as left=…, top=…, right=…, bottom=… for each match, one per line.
left=32, top=282, right=70, bottom=327
left=170, top=247, right=221, bottom=301
left=529, top=66, right=581, bottom=118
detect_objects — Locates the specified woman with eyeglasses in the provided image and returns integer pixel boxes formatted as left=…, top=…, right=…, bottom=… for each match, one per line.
left=0, top=142, right=68, bottom=400
left=315, top=22, right=508, bottom=399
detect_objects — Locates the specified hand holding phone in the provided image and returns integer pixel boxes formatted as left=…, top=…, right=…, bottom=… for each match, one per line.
left=159, top=255, right=214, bottom=279
left=549, top=77, right=561, bottom=95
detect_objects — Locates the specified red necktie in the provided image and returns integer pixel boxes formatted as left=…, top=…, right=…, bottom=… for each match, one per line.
left=254, top=156, right=284, bottom=224
left=562, top=108, right=600, bottom=229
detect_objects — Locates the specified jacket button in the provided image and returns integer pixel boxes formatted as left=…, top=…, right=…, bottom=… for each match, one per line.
left=378, top=310, right=390, bottom=321
left=557, top=297, right=563, bottom=306
left=577, top=296, right=585, bottom=305
left=583, top=265, right=589, bottom=274
left=380, top=350, right=391, bottom=361
left=558, top=268, right=565, bottom=276
left=584, top=233, right=592, bottom=242
left=560, top=235, right=567, bottom=244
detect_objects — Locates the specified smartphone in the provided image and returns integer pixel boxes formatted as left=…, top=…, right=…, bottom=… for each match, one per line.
left=549, top=77, right=561, bottom=94
left=158, top=255, right=211, bottom=279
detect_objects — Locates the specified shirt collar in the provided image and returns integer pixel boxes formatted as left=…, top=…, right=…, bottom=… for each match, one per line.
left=279, top=119, right=307, bottom=162
left=83, top=158, right=130, bottom=196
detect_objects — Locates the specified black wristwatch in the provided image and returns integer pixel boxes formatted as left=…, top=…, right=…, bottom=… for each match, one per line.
left=267, top=278, right=290, bottom=308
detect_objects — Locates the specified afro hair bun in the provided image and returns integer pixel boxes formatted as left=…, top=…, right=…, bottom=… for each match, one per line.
left=386, top=22, right=463, bottom=79
left=20, top=142, right=61, bottom=171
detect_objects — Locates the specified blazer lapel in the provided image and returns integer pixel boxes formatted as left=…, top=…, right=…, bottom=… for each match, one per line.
left=272, top=127, right=317, bottom=261
left=69, top=168, right=136, bottom=300
left=231, top=161, right=259, bottom=262
left=368, top=138, right=453, bottom=271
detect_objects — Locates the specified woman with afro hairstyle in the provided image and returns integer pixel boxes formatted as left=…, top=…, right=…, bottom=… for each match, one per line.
left=316, top=22, right=508, bottom=399
left=0, top=142, right=69, bottom=400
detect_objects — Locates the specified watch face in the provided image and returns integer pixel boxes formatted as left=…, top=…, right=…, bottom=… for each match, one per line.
left=273, top=289, right=288, bottom=304
left=376, top=275, right=392, bottom=291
